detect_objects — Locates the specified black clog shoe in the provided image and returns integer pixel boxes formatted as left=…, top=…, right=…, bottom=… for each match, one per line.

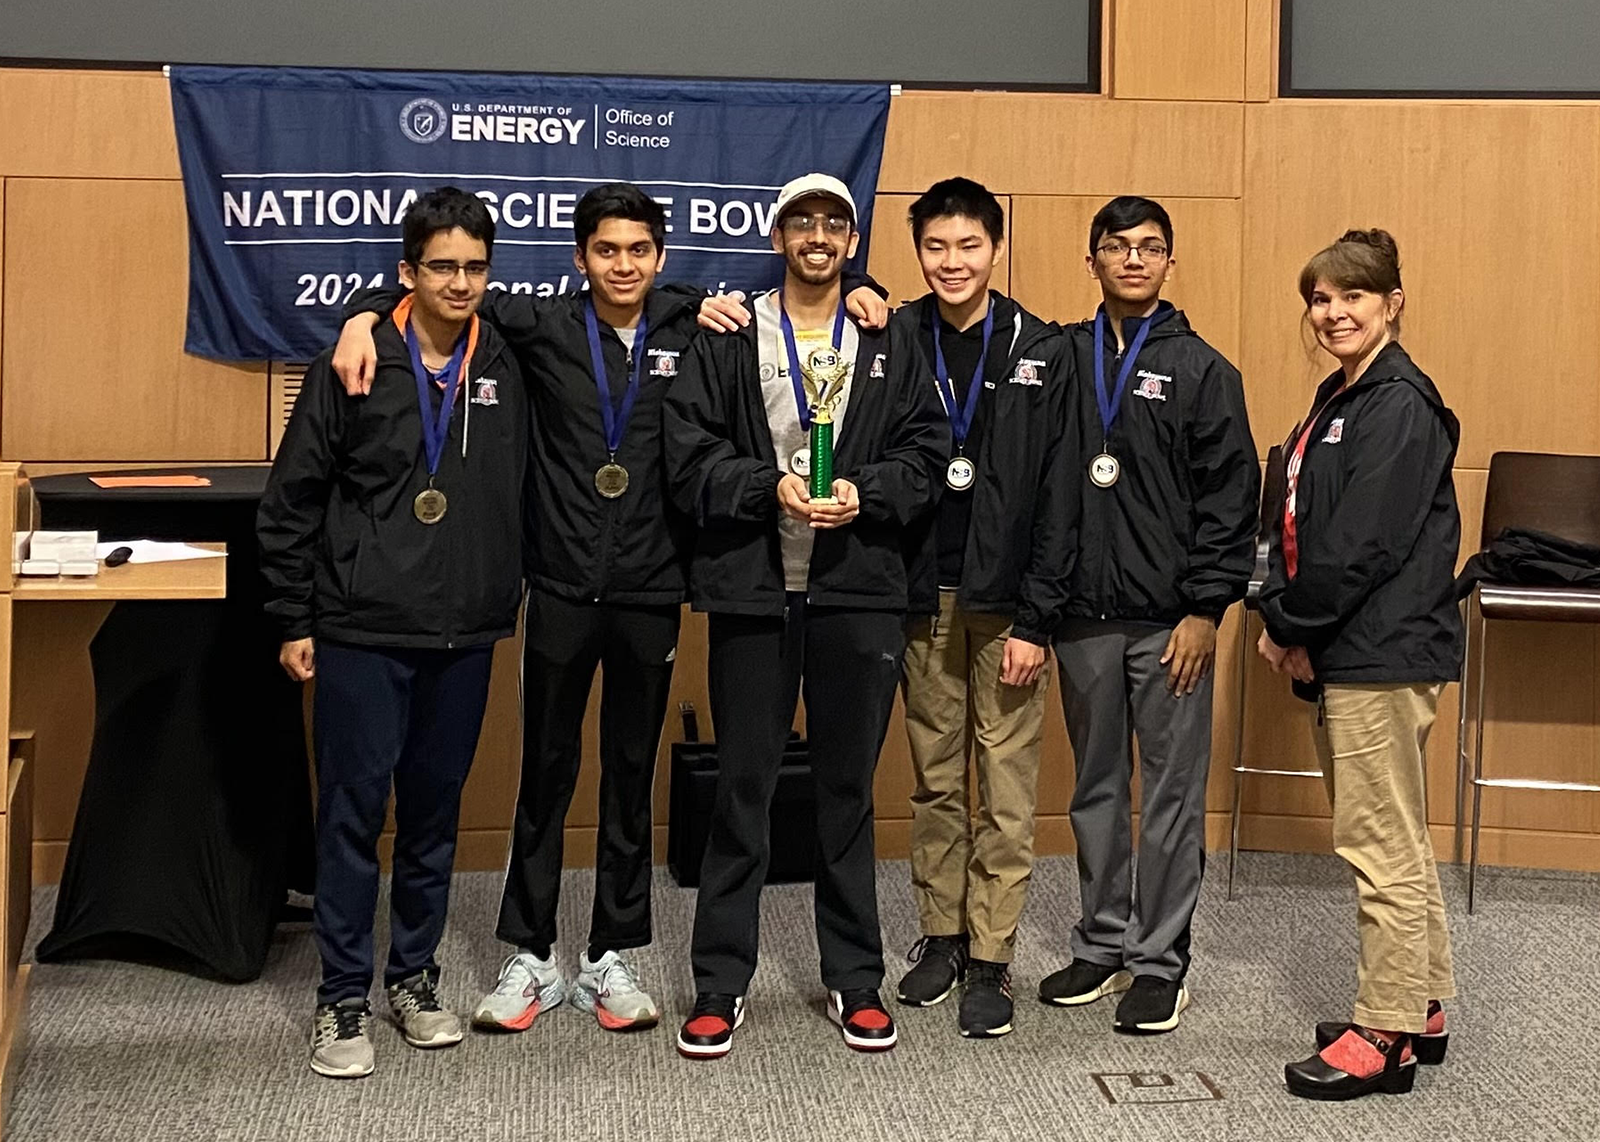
left=1285, top=1026, right=1416, bottom=1101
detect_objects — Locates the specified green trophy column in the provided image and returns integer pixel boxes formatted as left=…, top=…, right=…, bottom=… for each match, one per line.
left=809, top=416, right=835, bottom=503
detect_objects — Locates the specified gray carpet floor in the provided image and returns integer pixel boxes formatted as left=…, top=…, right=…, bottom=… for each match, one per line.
left=9, top=851, right=1598, bottom=1142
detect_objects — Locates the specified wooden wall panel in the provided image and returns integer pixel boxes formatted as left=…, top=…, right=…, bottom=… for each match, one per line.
left=1111, top=0, right=1247, bottom=103
left=1, top=179, right=268, bottom=461
left=8, top=602, right=107, bottom=885
left=1240, top=101, right=1600, bottom=470
left=0, top=70, right=180, bottom=180
left=1244, top=0, right=1277, bottom=101
left=867, top=194, right=1012, bottom=308
left=1010, top=196, right=1243, bottom=364
left=880, top=93, right=1243, bottom=199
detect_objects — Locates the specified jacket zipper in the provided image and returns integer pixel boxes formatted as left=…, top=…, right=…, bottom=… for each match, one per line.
left=594, top=345, right=628, bottom=602
left=1097, top=341, right=1122, bottom=621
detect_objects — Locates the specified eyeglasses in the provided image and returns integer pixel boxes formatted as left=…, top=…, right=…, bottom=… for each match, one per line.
left=418, top=260, right=492, bottom=279
left=781, top=213, right=852, bottom=237
left=1095, top=240, right=1169, bottom=262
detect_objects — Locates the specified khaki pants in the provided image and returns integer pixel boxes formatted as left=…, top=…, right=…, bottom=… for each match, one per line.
left=902, top=590, right=1049, bottom=963
left=1310, top=683, right=1457, bottom=1033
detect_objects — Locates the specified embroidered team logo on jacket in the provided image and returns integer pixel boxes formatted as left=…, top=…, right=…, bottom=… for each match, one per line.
left=649, top=349, right=680, bottom=378
left=1009, top=359, right=1045, bottom=386
left=471, top=378, right=500, bottom=406
left=1322, top=417, right=1345, bottom=444
left=1133, top=370, right=1170, bottom=401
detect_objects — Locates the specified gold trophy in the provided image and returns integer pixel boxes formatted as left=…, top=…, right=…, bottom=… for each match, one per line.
left=801, top=346, right=851, bottom=504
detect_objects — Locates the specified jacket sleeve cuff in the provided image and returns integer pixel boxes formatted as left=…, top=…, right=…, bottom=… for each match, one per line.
left=1009, top=624, right=1051, bottom=648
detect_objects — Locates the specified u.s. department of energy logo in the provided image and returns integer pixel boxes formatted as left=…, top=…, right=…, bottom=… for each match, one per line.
left=400, top=98, right=449, bottom=144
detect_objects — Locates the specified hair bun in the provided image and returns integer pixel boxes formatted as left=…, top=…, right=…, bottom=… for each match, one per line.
left=1337, top=228, right=1400, bottom=268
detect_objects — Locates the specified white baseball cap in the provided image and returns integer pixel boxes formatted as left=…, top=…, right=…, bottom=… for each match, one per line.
left=773, top=173, right=857, bottom=226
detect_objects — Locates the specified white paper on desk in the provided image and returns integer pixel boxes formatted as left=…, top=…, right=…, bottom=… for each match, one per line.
left=93, top=540, right=227, bottom=564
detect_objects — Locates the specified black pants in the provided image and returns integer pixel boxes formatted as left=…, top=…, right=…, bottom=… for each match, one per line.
left=692, top=596, right=903, bottom=995
left=496, top=589, right=681, bottom=954
left=312, top=640, right=493, bottom=1005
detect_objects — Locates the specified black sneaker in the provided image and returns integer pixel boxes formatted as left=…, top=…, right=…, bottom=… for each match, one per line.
left=959, top=960, right=1014, bottom=1039
left=827, top=988, right=898, bottom=1051
left=895, top=934, right=968, bottom=1007
left=676, top=993, right=746, bottom=1060
left=1038, top=958, right=1133, bottom=1006
left=1113, top=976, right=1190, bottom=1034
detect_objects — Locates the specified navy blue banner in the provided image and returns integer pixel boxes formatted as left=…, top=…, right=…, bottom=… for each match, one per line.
left=169, top=66, right=891, bottom=360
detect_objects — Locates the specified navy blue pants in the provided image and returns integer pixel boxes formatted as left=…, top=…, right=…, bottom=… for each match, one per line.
left=312, top=640, right=494, bottom=1004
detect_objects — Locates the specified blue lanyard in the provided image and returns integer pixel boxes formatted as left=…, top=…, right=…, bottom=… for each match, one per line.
left=1092, top=309, right=1156, bottom=441
left=931, top=301, right=995, bottom=449
left=405, top=319, right=469, bottom=476
left=779, top=294, right=847, bottom=429
left=584, top=301, right=650, bottom=456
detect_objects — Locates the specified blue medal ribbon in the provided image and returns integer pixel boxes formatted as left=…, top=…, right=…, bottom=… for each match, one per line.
left=1092, top=308, right=1156, bottom=443
left=405, top=319, right=469, bottom=477
left=931, top=300, right=995, bottom=449
left=779, top=293, right=848, bottom=428
left=584, top=300, right=650, bottom=457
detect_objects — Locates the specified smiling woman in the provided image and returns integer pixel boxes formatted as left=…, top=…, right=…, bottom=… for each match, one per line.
left=1256, top=229, right=1465, bottom=1102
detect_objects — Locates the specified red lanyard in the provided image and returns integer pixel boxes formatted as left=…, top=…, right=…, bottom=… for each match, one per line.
left=1281, top=396, right=1336, bottom=579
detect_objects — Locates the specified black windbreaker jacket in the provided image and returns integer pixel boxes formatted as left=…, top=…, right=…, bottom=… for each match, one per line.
left=900, top=292, right=1077, bottom=645
left=663, top=310, right=950, bottom=616
left=1258, top=341, right=1463, bottom=685
left=1065, top=303, right=1260, bottom=625
left=259, top=315, right=527, bottom=649
left=345, top=284, right=704, bottom=605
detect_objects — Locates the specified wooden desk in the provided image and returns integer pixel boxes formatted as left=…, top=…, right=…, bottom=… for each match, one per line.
left=11, top=545, right=226, bottom=601
left=0, top=464, right=225, bottom=1135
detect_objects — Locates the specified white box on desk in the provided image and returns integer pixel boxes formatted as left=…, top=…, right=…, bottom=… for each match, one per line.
left=29, top=530, right=98, bottom=563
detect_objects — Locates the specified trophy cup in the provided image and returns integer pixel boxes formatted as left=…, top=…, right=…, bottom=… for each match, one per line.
left=801, top=346, right=852, bottom=504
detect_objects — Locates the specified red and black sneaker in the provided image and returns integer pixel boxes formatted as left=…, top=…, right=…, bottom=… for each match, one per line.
left=676, top=993, right=745, bottom=1060
left=827, top=989, right=898, bottom=1052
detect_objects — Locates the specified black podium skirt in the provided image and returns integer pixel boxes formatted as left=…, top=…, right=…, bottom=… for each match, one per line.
left=32, top=467, right=314, bottom=982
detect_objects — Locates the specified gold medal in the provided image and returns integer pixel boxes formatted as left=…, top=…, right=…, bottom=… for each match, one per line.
left=414, top=487, right=448, bottom=523
left=595, top=462, right=630, bottom=499
left=1089, top=453, right=1120, bottom=488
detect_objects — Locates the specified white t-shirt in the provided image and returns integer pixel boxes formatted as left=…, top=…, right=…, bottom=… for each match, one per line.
left=753, top=291, right=858, bottom=592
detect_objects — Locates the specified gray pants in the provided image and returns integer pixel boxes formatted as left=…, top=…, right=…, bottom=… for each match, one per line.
left=1054, top=619, right=1213, bottom=981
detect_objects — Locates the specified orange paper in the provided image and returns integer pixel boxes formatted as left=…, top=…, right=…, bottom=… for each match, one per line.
left=90, top=475, right=213, bottom=488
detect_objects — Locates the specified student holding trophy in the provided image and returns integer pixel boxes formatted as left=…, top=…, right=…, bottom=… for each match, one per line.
left=664, top=173, right=949, bottom=1059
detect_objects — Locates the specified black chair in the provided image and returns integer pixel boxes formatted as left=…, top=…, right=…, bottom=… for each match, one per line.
left=1227, top=446, right=1314, bottom=899
left=1457, top=451, right=1600, bottom=912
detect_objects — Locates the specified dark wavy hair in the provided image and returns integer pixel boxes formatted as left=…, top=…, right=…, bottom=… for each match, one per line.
left=401, top=186, right=495, bottom=266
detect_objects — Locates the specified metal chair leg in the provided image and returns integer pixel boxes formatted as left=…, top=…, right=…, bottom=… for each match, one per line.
left=1454, top=588, right=1475, bottom=863
left=1468, top=608, right=1489, bottom=914
left=1227, top=610, right=1249, bottom=901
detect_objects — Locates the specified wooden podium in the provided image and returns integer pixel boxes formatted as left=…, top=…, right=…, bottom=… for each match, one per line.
left=0, top=463, right=224, bottom=1133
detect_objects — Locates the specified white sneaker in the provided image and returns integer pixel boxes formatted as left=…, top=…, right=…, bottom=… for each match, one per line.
left=472, top=951, right=566, bottom=1032
left=572, top=949, right=660, bottom=1031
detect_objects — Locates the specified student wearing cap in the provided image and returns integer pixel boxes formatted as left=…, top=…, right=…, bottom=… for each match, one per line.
left=1038, top=196, right=1258, bottom=1035
left=329, top=183, right=887, bottom=1039
left=891, top=178, right=1075, bottom=1040
left=664, top=172, right=948, bottom=1059
left=260, top=187, right=527, bottom=1078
